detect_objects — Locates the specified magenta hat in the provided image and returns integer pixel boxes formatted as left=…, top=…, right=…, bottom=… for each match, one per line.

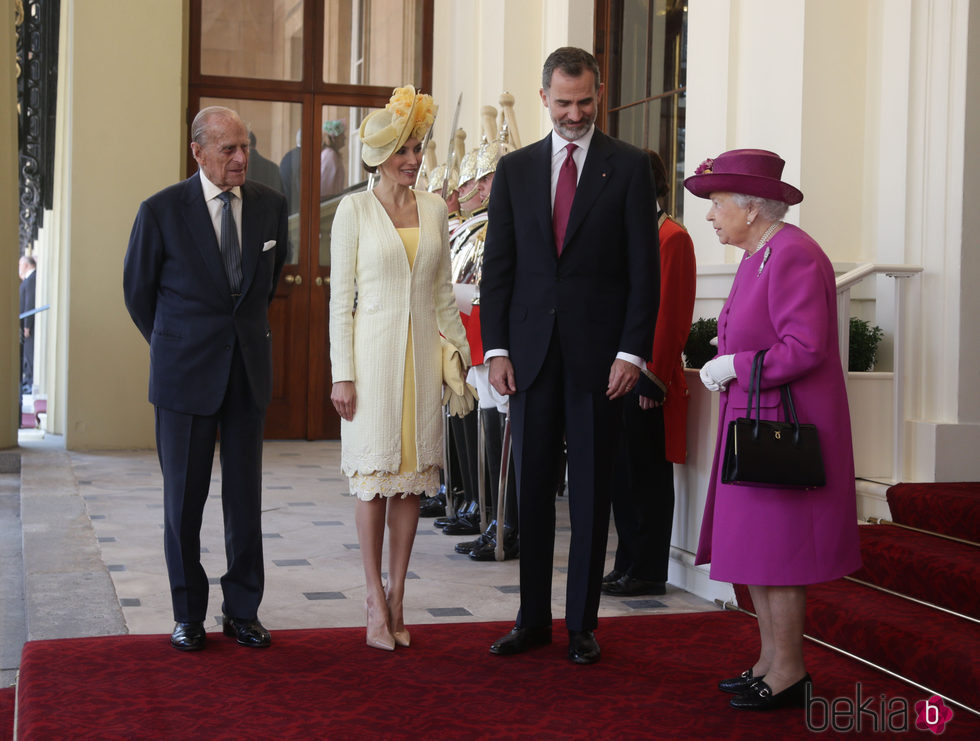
left=684, top=148, right=803, bottom=205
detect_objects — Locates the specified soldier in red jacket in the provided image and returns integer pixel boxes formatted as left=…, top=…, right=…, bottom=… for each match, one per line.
left=604, top=149, right=697, bottom=597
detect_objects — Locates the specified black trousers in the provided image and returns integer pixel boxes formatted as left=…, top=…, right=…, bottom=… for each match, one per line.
left=449, top=408, right=480, bottom=509
left=510, top=331, right=622, bottom=633
left=610, top=401, right=674, bottom=582
left=155, top=345, right=266, bottom=623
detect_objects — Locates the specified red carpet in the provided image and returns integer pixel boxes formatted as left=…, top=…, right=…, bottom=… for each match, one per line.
left=805, top=578, right=980, bottom=710
left=852, top=523, right=980, bottom=619
left=886, top=482, right=980, bottom=541
left=0, top=688, right=12, bottom=741
left=14, top=612, right=979, bottom=739
left=733, top=483, right=980, bottom=718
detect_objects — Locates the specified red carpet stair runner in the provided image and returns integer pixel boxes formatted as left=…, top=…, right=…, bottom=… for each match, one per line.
left=736, top=481, right=980, bottom=713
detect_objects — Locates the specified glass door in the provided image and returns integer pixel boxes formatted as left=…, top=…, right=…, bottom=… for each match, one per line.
left=190, top=0, right=432, bottom=439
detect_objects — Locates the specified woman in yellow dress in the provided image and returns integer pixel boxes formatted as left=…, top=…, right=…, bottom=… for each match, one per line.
left=329, top=86, right=470, bottom=651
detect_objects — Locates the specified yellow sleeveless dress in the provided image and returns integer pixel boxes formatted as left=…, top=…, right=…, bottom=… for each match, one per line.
left=349, top=227, right=441, bottom=500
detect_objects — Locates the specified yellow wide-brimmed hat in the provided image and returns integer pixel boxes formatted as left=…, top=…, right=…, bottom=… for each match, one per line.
left=359, top=85, right=437, bottom=168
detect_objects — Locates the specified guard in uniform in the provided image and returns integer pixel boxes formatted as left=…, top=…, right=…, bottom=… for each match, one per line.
left=434, top=112, right=497, bottom=537
left=604, top=149, right=696, bottom=595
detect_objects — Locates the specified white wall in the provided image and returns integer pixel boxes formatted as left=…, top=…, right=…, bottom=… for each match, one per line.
left=0, top=0, right=20, bottom=447
left=430, top=0, right=592, bottom=167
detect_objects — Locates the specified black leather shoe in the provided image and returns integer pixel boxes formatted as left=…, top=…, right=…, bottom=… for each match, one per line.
left=171, top=621, right=206, bottom=651
left=719, top=668, right=762, bottom=694
left=602, top=569, right=624, bottom=584
left=455, top=534, right=488, bottom=554
left=222, top=615, right=272, bottom=648
left=419, top=495, right=446, bottom=518
left=568, top=630, right=600, bottom=665
left=489, top=625, right=551, bottom=656
left=442, top=515, right=481, bottom=535
left=730, top=674, right=812, bottom=710
left=469, top=538, right=519, bottom=561
left=601, top=575, right=666, bottom=596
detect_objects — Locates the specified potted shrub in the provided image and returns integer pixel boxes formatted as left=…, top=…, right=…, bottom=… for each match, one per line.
left=849, top=317, right=884, bottom=372
left=684, top=317, right=718, bottom=369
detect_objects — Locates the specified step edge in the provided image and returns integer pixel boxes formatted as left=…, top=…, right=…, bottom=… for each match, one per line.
left=842, top=575, right=980, bottom=625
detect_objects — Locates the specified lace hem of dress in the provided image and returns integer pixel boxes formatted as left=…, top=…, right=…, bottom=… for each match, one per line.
left=349, top=466, right=440, bottom=501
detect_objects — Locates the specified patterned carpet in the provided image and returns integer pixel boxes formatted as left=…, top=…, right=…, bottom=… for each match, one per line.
left=13, top=611, right=979, bottom=739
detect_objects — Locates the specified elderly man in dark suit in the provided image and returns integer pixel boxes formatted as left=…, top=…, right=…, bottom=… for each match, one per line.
left=480, top=47, right=659, bottom=664
left=124, top=106, right=288, bottom=652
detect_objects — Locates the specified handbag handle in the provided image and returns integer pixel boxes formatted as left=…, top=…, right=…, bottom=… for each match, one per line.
left=747, top=349, right=803, bottom=444
left=746, top=350, right=765, bottom=439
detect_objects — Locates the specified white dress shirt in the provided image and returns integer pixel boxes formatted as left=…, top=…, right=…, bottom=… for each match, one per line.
left=199, top=170, right=243, bottom=251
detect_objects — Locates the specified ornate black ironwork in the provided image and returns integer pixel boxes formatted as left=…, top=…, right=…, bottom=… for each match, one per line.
left=16, top=0, right=60, bottom=254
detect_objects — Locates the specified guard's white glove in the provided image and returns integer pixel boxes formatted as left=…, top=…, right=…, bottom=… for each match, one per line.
left=699, top=354, right=737, bottom=392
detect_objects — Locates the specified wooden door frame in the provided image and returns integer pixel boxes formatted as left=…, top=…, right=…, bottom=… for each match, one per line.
left=187, top=0, right=434, bottom=439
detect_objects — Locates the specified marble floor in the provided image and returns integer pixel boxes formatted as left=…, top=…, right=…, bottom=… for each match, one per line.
left=13, top=437, right=717, bottom=664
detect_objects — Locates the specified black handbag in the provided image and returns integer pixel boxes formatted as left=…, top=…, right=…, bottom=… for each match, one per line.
left=721, top=350, right=826, bottom=489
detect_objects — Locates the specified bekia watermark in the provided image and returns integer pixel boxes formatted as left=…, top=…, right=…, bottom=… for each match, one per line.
left=806, top=683, right=954, bottom=734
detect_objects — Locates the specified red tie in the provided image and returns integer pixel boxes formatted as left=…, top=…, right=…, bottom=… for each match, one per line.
left=553, top=142, right=577, bottom=255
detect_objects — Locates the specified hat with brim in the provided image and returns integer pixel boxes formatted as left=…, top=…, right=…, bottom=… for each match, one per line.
left=359, top=86, right=420, bottom=168
left=684, top=148, right=803, bottom=205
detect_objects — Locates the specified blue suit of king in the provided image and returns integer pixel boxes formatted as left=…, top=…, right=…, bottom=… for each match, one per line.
left=124, top=172, right=288, bottom=623
left=480, top=128, right=660, bottom=633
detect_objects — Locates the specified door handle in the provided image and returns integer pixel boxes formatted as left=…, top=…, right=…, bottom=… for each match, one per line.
left=284, top=275, right=302, bottom=285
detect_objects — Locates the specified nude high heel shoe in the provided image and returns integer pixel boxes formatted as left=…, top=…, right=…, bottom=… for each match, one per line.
left=386, top=589, right=410, bottom=648
left=365, top=599, right=395, bottom=651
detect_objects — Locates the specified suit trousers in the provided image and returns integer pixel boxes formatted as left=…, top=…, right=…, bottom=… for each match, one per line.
left=611, top=401, right=675, bottom=582
left=155, top=344, right=266, bottom=623
left=510, top=330, right=622, bottom=633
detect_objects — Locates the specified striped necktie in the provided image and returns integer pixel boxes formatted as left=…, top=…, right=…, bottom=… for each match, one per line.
left=217, top=191, right=243, bottom=294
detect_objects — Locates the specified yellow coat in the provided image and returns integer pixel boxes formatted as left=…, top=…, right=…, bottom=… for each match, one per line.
left=329, top=189, right=469, bottom=477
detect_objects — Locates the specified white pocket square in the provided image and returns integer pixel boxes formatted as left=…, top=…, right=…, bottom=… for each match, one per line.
left=262, top=240, right=276, bottom=252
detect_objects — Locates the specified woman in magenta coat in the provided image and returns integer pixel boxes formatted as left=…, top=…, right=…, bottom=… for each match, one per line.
left=685, top=149, right=861, bottom=711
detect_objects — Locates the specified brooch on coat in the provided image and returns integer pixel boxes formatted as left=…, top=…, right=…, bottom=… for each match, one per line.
left=757, top=246, right=771, bottom=276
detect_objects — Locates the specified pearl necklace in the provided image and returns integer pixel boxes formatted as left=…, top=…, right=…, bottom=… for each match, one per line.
left=756, top=221, right=783, bottom=276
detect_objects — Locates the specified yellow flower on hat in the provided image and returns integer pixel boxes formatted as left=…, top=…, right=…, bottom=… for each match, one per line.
left=385, top=86, right=437, bottom=141
left=386, top=86, right=416, bottom=120
left=411, top=94, right=436, bottom=140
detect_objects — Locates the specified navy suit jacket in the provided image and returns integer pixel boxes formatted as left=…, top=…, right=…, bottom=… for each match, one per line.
left=124, top=174, right=288, bottom=415
left=480, top=129, right=660, bottom=392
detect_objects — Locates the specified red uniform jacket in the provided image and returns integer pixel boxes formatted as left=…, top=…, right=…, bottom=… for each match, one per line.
left=647, top=215, right=696, bottom=463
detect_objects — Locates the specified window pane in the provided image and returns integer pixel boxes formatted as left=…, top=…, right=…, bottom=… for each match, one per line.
left=607, top=0, right=687, bottom=219
left=201, top=0, right=304, bottom=81
left=322, top=0, right=423, bottom=86
left=318, top=103, right=380, bottom=267
left=200, top=97, right=303, bottom=264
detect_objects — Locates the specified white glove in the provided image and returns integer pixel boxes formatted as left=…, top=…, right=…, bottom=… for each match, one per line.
left=699, top=354, right=737, bottom=392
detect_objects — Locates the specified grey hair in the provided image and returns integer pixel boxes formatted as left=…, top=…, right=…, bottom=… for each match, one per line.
left=731, top=193, right=790, bottom=222
left=542, top=47, right=600, bottom=91
left=191, top=106, right=245, bottom=146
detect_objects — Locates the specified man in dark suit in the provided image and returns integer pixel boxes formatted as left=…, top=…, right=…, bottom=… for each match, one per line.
left=19, top=255, right=37, bottom=392
left=480, top=47, right=659, bottom=664
left=246, top=131, right=285, bottom=195
left=124, top=106, right=288, bottom=652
